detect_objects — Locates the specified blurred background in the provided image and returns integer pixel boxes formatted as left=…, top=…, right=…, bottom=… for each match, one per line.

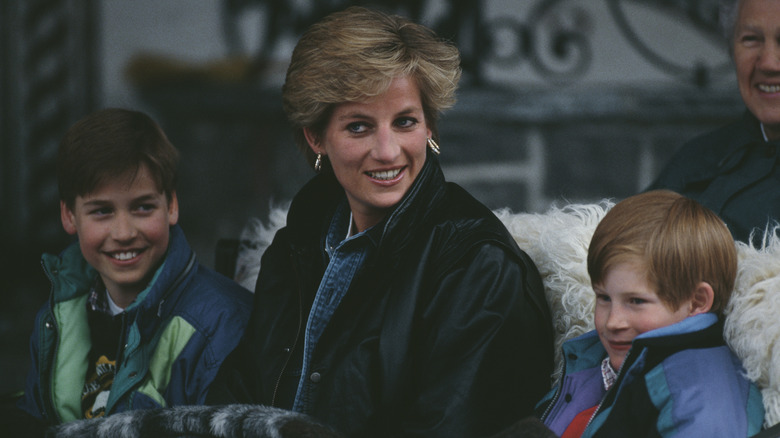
left=1, top=0, right=741, bottom=396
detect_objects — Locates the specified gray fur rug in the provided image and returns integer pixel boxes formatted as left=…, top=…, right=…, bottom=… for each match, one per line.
left=47, top=404, right=343, bottom=438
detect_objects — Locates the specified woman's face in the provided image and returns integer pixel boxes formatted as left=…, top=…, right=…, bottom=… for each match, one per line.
left=734, top=0, right=780, bottom=139
left=305, top=76, right=430, bottom=232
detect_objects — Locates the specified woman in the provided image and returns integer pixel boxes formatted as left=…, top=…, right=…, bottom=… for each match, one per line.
left=649, top=0, right=780, bottom=244
left=207, top=6, right=554, bottom=438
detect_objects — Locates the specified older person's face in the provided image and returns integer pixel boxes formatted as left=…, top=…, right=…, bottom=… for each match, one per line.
left=304, top=76, right=430, bottom=233
left=734, top=0, right=780, bottom=139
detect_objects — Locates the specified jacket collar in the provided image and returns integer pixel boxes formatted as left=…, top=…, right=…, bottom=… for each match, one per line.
left=375, top=150, right=446, bottom=252
left=130, top=225, right=196, bottom=340
left=563, top=313, right=722, bottom=373
left=44, top=225, right=196, bottom=340
left=286, top=150, right=447, bottom=257
left=698, top=110, right=769, bottom=179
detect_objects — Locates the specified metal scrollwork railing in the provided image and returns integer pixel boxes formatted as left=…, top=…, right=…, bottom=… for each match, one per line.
left=481, top=1, right=594, bottom=83
left=605, top=0, right=731, bottom=87
left=221, top=0, right=729, bottom=87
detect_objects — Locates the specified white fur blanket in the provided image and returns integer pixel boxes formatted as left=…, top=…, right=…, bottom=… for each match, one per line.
left=235, top=202, right=780, bottom=428
left=726, top=229, right=780, bottom=428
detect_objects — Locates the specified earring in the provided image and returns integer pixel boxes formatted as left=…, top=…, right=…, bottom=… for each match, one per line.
left=314, top=153, right=322, bottom=172
left=427, top=137, right=441, bottom=155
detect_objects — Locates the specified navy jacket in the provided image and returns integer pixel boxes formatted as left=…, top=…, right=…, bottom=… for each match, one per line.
left=18, top=225, right=252, bottom=425
left=538, top=314, right=764, bottom=437
left=649, top=111, right=780, bottom=243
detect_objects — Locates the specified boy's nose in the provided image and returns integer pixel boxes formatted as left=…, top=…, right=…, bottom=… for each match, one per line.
left=605, top=308, right=628, bottom=331
left=112, top=213, right=137, bottom=241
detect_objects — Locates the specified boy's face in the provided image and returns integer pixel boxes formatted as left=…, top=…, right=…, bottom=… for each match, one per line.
left=60, top=164, right=178, bottom=307
left=593, top=262, right=692, bottom=371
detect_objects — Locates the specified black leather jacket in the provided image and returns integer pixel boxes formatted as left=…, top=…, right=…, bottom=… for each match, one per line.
left=208, top=153, right=554, bottom=438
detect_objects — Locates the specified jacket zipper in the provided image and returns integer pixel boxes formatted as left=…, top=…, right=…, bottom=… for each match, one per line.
left=40, top=260, right=62, bottom=424
left=107, top=312, right=128, bottom=413
left=540, top=356, right=567, bottom=422
left=270, top=249, right=305, bottom=406
left=581, top=352, right=633, bottom=437
left=109, top=252, right=196, bottom=413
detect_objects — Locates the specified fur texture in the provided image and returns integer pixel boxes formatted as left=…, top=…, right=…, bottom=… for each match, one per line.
left=47, top=405, right=342, bottom=438
left=724, top=225, right=780, bottom=428
left=233, top=203, right=289, bottom=291
left=495, top=202, right=611, bottom=384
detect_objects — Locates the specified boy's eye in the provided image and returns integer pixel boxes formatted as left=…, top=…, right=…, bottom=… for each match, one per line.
left=133, top=203, right=159, bottom=214
left=595, top=294, right=611, bottom=303
left=628, top=297, right=647, bottom=305
left=90, top=207, right=113, bottom=216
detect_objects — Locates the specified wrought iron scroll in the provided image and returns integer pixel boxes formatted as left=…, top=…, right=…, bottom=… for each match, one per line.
left=605, top=0, right=732, bottom=87
left=481, top=0, right=593, bottom=83
left=221, top=0, right=730, bottom=87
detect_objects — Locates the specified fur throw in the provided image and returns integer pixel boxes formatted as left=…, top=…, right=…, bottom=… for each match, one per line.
left=234, top=203, right=289, bottom=291
left=724, top=226, right=780, bottom=428
left=495, top=201, right=611, bottom=384
left=47, top=404, right=342, bottom=438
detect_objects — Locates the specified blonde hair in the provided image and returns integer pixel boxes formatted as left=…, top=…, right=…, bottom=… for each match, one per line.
left=588, top=190, right=737, bottom=315
left=281, top=6, right=461, bottom=169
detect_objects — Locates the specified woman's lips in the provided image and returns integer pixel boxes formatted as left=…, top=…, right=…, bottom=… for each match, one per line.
left=366, top=166, right=406, bottom=184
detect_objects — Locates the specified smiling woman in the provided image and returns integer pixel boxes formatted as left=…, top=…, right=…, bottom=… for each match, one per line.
left=205, top=6, right=555, bottom=438
left=303, top=76, right=429, bottom=232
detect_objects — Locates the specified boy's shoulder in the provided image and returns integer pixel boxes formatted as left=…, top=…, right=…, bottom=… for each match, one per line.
left=182, top=263, right=252, bottom=307
left=638, top=314, right=748, bottom=392
left=147, top=226, right=252, bottom=325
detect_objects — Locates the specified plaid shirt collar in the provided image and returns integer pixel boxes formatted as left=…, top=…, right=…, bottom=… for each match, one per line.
left=601, top=357, right=618, bottom=391
left=87, top=277, right=115, bottom=316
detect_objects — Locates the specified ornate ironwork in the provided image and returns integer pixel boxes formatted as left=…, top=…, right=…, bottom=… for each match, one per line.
left=221, top=0, right=729, bottom=87
left=605, top=0, right=731, bottom=87
left=481, top=1, right=594, bottom=83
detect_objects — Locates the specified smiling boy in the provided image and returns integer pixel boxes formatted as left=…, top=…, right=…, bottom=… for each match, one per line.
left=11, top=108, right=252, bottom=430
left=537, top=190, right=764, bottom=437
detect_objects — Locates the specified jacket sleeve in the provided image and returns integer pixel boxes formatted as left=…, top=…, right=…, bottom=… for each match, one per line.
left=155, top=275, right=254, bottom=408
left=389, top=243, right=554, bottom=438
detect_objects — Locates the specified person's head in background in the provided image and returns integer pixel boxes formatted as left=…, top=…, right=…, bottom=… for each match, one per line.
left=57, top=108, right=180, bottom=307
left=281, top=6, right=461, bottom=232
left=721, top=0, right=780, bottom=139
left=587, top=190, right=737, bottom=370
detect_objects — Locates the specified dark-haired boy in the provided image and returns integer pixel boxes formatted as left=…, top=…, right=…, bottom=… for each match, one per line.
left=11, top=108, right=252, bottom=430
